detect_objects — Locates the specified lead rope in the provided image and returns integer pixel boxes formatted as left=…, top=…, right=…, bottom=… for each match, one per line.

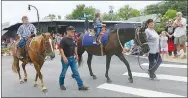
left=116, top=28, right=124, bottom=49
left=135, top=27, right=160, bottom=72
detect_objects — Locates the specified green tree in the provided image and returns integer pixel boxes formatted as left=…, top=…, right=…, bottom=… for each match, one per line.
left=101, top=12, right=120, bottom=21
left=58, top=15, right=61, bottom=19
left=161, top=9, right=177, bottom=23
left=155, top=9, right=177, bottom=34
left=118, top=5, right=140, bottom=20
left=44, top=14, right=56, bottom=21
left=65, top=4, right=97, bottom=20
left=144, top=0, right=187, bottom=16
left=65, top=14, right=74, bottom=20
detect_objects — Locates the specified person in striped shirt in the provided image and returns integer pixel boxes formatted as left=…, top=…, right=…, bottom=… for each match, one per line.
left=17, top=16, right=37, bottom=59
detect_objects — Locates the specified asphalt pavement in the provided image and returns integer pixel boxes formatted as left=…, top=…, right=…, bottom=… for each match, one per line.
left=1, top=52, right=187, bottom=97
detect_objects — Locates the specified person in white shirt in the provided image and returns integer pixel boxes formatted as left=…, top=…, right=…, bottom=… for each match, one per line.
left=160, top=31, right=168, bottom=59
left=145, top=19, right=162, bottom=80
left=172, top=12, right=187, bottom=59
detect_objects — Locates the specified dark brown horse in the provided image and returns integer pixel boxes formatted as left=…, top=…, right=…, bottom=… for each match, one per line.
left=76, top=26, right=149, bottom=83
left=11, top=33, right=55, bottom=92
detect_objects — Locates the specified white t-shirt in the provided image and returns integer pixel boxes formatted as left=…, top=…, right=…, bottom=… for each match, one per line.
left=174, top=18, right=187, bottom=37
left=145, top=28, right=160, bottom=54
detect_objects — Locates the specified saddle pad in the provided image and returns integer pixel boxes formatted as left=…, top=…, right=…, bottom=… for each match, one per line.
left=82, top=29, right=110, bottom=46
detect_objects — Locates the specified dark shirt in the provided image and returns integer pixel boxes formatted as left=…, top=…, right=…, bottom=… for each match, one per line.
left=60, top=37, right=76, bottom=57
left=165, top=26, right=175, bottom=35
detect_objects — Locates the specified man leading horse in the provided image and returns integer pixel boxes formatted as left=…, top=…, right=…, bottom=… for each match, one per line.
left=17, top=16, right=36, bottom=60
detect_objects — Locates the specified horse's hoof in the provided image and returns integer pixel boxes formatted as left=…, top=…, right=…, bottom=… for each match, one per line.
left=71, top=74, right=74, bottom=78
left=128, top=78, right=133, bottom=83
left=20, top=80, right=24, bottom=84
left=34, top=84, right=38, bottom=87
left=42, top=89, right=48, bottom=93
left=107, top=79, right=112, bottom=83
left=93, top=75, right=97, bottom=80
left=24, top=79, right=27, bottom=82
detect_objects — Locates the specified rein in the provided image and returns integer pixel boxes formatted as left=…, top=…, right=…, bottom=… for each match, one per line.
left=116, top=28, right=124, bottom=49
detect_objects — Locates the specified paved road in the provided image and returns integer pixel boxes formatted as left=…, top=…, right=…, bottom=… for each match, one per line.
left=2, top=52, right=187, bottom=97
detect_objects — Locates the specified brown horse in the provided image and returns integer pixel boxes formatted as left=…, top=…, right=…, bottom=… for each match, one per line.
left=76, top=26, right=149, bottom=83
left=11, top=33, right=55, bottom=92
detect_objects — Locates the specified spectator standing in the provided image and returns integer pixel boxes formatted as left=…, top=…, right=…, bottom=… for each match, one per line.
left=124, top=39, right=134, bottom=54
left=172, top=12, right=187, bottom=59
left=165, top=19, right=177, bottom=56
left=160, top=31, right=168, bottom=59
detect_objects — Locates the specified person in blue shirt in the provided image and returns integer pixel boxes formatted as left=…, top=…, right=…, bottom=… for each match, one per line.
left=93, top=12, right=106, bottom=44
left=17, top=16, right=36, bottom=59
left=124, top=40, right=134, bottom=53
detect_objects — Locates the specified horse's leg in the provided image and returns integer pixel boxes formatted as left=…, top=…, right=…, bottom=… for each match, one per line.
left=116, top=53, right=133, bottom=83
left=34, top=73, right=38, bottom=87
left=17, top=64, right=24, bottom=84
left=22, top=61, right=27, bottom=82
left=105, top=55, right=112, bottom=83
left=13, top=57, right=24, bottom=84
left=87, top=54, right=97, bottom=79
left=33, top=62, right=47, bottom=92
left=34, top=64, right=43, bottom=87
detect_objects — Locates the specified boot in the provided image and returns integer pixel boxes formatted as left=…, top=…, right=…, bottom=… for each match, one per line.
left=60, top=85, right=66, bottom=90
left=17, top=47, right=24, bottom=59
left=78, top=85, right=89, bottom=90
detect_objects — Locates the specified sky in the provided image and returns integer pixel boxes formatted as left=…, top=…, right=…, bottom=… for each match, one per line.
left=2, top=1, right=160, bottom=25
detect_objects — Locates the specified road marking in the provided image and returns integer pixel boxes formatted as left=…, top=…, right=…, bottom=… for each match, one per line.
left=141, top=63, right=187, bottom=68
left=123, top=72, right=187, bottom=82
left=97, top=83, right=185, bottom=97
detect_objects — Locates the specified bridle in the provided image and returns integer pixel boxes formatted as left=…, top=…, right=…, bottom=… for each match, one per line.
left=134, top=27, right=148, bottom=48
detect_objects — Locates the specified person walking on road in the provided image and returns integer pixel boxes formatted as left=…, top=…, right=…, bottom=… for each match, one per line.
left=145, top=19, right=162, bottom=80
left=59, top=26, right=89, bottom=90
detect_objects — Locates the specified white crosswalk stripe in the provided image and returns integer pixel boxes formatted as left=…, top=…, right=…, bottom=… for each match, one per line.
left=97, top=63, right=187, bottom=97
left=123, top=72, right=187, bottom=82
left=97, top=83, right=185, bottom=97
left=141, top=63, right=187, bottom=69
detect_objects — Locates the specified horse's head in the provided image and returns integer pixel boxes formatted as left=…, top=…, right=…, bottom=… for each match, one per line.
left=41, top=33, right=55, bottom=60
left=134, top=26, right=150, bottom=54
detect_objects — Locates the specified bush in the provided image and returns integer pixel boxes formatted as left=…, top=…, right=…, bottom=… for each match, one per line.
left=1, top=48, right=11, bottom=56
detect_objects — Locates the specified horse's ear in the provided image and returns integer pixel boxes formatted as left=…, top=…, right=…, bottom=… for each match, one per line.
left=42, top=33, right=46, bottom=37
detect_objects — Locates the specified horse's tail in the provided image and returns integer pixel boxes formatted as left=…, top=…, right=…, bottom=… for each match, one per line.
left=11, top=42, right=19, bottom=73
left=12, top=56, right=19, bottom=73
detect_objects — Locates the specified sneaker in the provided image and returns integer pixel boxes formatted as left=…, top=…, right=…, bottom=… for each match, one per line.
left=93, top=41, right=97, bottom=44
left=78, top=85, right=89, bottom=90
left=60, top=85, right=66, bottom=90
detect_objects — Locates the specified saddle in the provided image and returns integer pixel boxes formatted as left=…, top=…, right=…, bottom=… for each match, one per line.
left=17, top=35, right=35, bottom=63
left=88, top=30, right=105, bottom=44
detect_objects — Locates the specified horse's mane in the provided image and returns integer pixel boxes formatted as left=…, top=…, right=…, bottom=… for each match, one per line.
left=109, top=28, right=132, bottom=34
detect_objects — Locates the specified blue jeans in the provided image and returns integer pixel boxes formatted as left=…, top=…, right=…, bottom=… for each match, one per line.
left=148, top=53, right=162, bottom=73
left=59, top=57, right=83, bottom=87
left=17, top=38, right=26, bottom=48
left=94, top=27, right=101, bottom=37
